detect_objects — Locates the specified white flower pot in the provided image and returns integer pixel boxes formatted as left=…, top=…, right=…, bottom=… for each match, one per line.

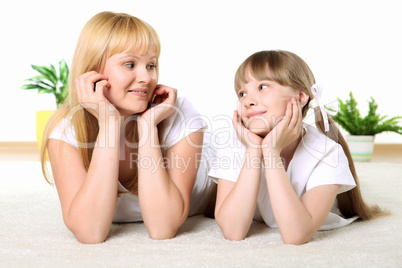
left=346, top=135, right=375, bottom=162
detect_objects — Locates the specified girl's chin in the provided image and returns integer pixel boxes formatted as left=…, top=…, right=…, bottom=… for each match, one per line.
left=248, top=127, right=270, bottom=137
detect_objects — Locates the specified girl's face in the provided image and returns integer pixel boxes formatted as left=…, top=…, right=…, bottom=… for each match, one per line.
left=237, top=71, right=299, bottom=136
left=102, top=51, right=157, bottom=117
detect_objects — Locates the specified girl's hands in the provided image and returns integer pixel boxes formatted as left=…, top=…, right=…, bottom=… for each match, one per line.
left=138, top=84, right=178, bottom=126
left=232, top=110, right=263, bottom=150
left=75, top=71, right=119, bottom=121
left=262, top=97, right=303, bottom=153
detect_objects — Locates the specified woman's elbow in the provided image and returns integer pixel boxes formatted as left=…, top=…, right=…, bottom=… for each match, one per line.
left=65, top=220, right=108, bottom=244
left=222, top=230, right=246, bottom=241
left=147, top=224, right=178, bottom=240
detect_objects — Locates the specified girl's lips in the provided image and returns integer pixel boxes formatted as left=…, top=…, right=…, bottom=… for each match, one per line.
left=247, top=111, right=266, bottom=118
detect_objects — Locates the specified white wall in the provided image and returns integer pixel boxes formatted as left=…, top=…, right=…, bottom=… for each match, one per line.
left=2, top=0, right=402, bottom=143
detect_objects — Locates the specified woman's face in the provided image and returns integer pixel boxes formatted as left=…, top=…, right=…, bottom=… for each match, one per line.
left=237, top=71, right=299, bottom=136
left=102, top=51, right=157, bottom=117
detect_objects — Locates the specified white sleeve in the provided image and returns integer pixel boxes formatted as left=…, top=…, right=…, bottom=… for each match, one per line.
left=48, top=118, right=78, bottom=149
left=208, top=130, right=246, bottom=183
left=306, top=144, right=356, bottom=194
left=158, top=97, right=207, bottom=150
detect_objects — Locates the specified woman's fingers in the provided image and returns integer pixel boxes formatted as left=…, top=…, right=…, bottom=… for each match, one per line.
left=75, top=71, right=111, bottom=119
left=153, top=84, right=177, bottom=105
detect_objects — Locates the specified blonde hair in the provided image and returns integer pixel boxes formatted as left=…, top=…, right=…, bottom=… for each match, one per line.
left=41, top=11, right=161, bottom=195
left=234, top=50, right=385, bottom=220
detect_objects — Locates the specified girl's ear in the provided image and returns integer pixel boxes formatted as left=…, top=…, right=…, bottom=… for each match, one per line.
left=298, top=90, right=309, bottom=107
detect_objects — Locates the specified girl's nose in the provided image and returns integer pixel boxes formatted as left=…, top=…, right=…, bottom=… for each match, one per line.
left=244, top=95, right=257, bottom=107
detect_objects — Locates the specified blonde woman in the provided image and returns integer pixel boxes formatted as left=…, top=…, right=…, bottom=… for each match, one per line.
left=41, top=11, right=215, bottom=244
left=210, top=50, right=385, bottom=244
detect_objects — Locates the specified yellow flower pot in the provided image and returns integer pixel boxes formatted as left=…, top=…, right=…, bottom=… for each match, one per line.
left=36, top=110, right=54, bottom=159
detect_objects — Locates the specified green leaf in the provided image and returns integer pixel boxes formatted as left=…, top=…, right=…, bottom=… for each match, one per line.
left=31, top=64, right=58, bottom=86
left=21, top=84, right=41, bottom=90
left=331, top=91, right=402, bottom=136
left=59, top=59, right=69, bottom=83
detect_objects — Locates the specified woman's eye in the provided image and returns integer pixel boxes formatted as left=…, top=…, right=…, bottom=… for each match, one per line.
left=124, top=62, right=135, bottom=68
left=259, top=84, right=268, bottom=90
left=147, top=64, right=156, bottom=70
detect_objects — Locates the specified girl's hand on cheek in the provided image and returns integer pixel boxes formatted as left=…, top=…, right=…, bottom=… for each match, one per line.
left=262, top=97, right=303, bottom=153
left=139, top=84, right=177, bottom=126
left=232, top=110, right=263, bottom=150
left=75, top=71, right=119, bottom=121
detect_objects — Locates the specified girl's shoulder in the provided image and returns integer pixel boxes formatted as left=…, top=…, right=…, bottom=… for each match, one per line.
left=299, top=123, right=342, bottom=165
left=292, top=124, right=356, bottom=194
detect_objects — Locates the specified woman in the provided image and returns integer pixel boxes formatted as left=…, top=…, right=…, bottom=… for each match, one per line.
left=41, top=11, right=215, bottom=244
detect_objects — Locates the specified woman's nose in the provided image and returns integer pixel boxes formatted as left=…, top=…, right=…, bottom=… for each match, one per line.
left=136, top=67, right=151, bottom=84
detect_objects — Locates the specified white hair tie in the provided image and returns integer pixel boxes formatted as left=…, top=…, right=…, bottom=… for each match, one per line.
left=309, top=84, right=338, bottom=132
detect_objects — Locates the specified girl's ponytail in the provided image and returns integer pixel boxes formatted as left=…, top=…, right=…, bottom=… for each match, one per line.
left=312, top=102, right=385, bottom=220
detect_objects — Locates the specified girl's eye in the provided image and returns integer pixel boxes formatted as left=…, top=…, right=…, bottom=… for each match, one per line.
left=147, top=64, right=156, bottom=70
left=259, top=84, right=268, bottom=90
left=239, top=92, right=246, bottom=98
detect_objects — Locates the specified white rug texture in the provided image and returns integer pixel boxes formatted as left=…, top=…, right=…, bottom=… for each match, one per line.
left=0, top=161, right=401, bottom=267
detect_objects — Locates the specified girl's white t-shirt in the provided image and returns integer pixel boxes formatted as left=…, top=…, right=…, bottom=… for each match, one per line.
left=208, top=123, right=358, bottom=230
left=49, top=97, right=214, bottom=223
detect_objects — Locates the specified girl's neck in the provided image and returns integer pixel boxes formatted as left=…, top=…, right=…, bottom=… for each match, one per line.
left=280, top=129, right=305, bottom=170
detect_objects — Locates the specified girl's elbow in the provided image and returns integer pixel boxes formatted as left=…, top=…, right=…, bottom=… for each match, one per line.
left=75, top=232, right=107, bottom=244
left=281, top=235, right=308, bottom=245
left=280, top=229, right=311, bottom=245
left=216, top=217, right=247, bottom=241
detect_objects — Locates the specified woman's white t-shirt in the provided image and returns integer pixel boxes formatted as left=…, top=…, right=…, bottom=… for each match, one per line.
left=49, top=97, right=215, bottom=223
left=208, top=123, right=358, bottom=230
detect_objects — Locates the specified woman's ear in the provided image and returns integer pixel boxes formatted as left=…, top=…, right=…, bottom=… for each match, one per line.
left=298, top=91, right=309, bottom=107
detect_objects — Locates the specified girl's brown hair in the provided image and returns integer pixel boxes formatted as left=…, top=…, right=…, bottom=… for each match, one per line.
left=41, top=11, right=161, bottom=195
left=234, top=50, right=385, bottom=220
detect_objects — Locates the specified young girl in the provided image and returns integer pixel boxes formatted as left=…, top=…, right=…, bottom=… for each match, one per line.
left=209, top=50, right=384, bottom=245
left=41, top=11, right=216, bottom=244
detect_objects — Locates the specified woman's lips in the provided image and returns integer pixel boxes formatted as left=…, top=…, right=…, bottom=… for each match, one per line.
left=128, top=88, right=148, bottom=97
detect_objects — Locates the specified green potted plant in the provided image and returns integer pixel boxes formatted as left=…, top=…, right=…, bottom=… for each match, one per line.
left=332, top=92, right=402, bottom=161
left=21, top=59, right=69, bottom=149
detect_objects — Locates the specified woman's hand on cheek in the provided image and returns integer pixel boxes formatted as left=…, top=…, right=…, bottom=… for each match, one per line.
left=138, top=84, right=177, bottom=126
left=232, top=110, right=263, bottom=150
left=262, top=98, right=303, bottom=153
left=75, top=71, right=119, bottom=121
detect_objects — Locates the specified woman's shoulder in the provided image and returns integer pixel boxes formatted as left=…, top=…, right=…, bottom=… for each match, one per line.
left=158, top=97, right=207, bottom=149
left=48, top=116, right=78, bottom=149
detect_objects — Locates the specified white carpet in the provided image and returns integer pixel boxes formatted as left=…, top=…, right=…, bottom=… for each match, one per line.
left=1, top=161, right=401, bottom=267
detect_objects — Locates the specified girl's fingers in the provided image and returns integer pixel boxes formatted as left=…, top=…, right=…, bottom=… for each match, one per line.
left=289, top=98, right=299, bottom=129
left=232, top=110, right=242, bottom=133
left=295, top=99, right=303, bottom=129
left=283, top=100, right=292, bottom=125
left=232, top=110, right=249, bottom=142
